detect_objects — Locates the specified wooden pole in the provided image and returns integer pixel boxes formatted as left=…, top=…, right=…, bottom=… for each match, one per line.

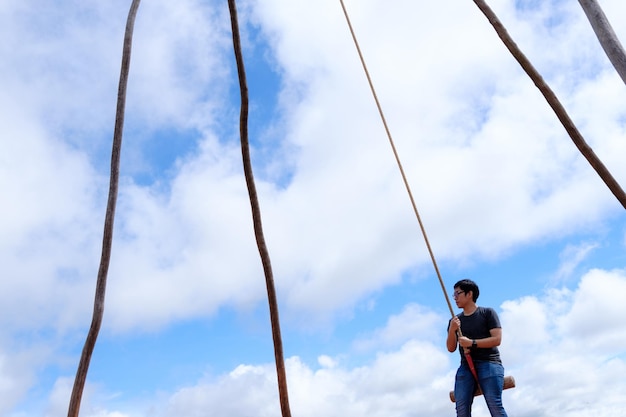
left=473, top=0, right=626, bottom=210
left=66, top=1, right=142, bottom=416
left=579, top=0, right=626, bottom=85
left=227, top=1, right=292, bottom=416
left=449, top=375, right=516, bottom=402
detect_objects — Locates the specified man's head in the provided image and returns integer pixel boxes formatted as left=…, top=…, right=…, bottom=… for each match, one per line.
left=453, top=279, right=479, bottom=302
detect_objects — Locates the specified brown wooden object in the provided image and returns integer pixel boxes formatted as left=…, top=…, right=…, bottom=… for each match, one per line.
left=449, top=375, right=516, bottom=402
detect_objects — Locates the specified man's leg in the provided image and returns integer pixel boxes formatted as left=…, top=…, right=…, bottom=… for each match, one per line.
left=476, top=361, right=508, bottom=417
left=454, top=364, right=476, bottom=417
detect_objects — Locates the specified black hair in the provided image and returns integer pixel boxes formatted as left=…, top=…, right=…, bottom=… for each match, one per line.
left=454, top=279, right=479, bottom=302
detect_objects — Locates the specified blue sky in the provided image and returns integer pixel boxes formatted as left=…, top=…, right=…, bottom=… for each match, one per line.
left=2, top=0, right=626, bottom=416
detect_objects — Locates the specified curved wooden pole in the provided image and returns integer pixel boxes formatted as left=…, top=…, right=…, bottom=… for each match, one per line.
left=473, top=0, right=626, bottom=210
left=67, top=1, right=142, bottom=416
left=227, top=1, right=293, bottom=417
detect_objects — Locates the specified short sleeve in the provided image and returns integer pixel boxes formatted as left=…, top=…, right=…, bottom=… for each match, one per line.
left=486, top=307, right=502, bottom=330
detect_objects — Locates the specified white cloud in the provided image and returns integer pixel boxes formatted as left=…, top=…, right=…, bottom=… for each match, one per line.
left=558, top=268, right=626, bottom=353
left=499, top=268, right=626, bottom=416
left=35, top=377, right=133, bottom=417
left=56, top=267, right=625, bottom=417
left=127, top=0, right=232, bottom=129
left=104, top=138, right=267, bottom=331
left=4, top=268, right=623, bottom=417
left=552, top=241, right=599, bottom=284
left=3, top=0, right=626, bottom=333
left=317, top=355, right=337, bottom=369
left=352, top=303, right=444, bottom=352
left=0, top=352, right=27, bottom=414
left=0, top=98, right=103, bottom=332
left=0, top=0, right=242, bottom=334
left=154, top=344, right=451, bottom=417
left=2, top=0, right=626, bottom=415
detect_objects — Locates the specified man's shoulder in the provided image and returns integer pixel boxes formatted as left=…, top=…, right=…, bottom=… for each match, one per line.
left=477, top=306, right=502, bottom=327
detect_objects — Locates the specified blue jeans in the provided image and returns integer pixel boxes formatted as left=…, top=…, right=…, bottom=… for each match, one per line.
left=454, top=360, right=508, bottom=417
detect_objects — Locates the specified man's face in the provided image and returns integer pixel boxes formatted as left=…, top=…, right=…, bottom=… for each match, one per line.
left=453, top=287, right=471, bottom=307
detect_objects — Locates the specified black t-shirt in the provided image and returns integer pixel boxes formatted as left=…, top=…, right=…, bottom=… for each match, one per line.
left=449, top=306, right=503, bottom=364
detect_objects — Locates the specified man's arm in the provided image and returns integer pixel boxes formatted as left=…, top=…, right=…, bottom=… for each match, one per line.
left=458, top=327, right=502, bottom=349
left=446, top=317, right=460, bottom=352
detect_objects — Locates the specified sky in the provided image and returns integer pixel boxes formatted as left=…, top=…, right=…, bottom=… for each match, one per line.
left=1, top=0, right=626, bottom=416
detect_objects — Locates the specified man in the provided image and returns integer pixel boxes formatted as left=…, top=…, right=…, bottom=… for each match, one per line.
left=446, top=279, right=508, bottom=417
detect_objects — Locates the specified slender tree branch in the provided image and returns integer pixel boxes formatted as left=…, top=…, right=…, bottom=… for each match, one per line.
left=67, top=1, right=141, bottom=416
left=473, top=0, right=626, bottom=210
left=227, top=1, right=293, bottom=416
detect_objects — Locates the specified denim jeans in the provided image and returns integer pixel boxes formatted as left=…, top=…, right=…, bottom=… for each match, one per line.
left=454, top=360, right=508, bottom=417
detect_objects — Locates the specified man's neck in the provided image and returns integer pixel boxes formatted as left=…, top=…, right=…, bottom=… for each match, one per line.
left=463, top=303, right=478, bottom=316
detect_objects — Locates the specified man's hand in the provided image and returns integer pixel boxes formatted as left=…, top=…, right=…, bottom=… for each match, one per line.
left=458, top=336, right=473, bottom=349
left=449, top=316, right=461, bottom=333
left=446, top=316, right=461, bottom=352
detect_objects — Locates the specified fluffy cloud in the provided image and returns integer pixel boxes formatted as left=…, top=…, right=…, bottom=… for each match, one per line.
left=4, top=0, right=625, bottom=333
left=155, top=343, right=451, bottom=417
left=56, top=268, right=625, bottom=417
left=2, top=0, right=626, bottom=416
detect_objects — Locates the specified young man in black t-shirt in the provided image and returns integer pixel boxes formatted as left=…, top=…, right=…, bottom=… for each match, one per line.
left=446, top=279, right=508, bottom=417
